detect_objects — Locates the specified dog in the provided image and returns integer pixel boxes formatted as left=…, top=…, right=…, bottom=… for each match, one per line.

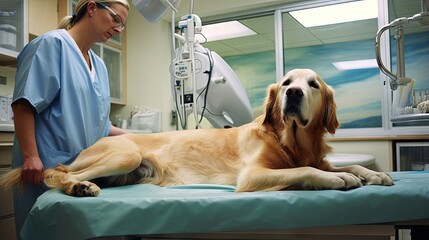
left=0, top=69, right=393, bottom=197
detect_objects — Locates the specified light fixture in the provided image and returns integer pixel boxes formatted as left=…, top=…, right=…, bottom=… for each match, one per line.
left=332, top=59, right=378, bottom=71
left=132, top=0, right=180, bottom=24
left=197, top=20, right=257, bottom=42
left=289, top=0, right=378, bottom=28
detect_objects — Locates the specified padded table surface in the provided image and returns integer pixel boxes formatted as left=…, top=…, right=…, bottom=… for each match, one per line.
left=22, top=171, right=429, bottom=240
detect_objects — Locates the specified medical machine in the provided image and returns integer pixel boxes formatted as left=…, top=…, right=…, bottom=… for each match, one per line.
left=375, top=0, right=429, bottom=123
left=132, top=0, right=254, bottom=129
left=375, top=0, right=429, bottom=91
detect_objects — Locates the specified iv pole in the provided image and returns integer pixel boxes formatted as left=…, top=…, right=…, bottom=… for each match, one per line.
left=170, top=0, right=203, bottom=129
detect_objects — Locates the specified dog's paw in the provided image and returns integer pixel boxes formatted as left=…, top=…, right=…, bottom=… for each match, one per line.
left=314, top=172, right=362, bottom=190
left=363, top=172, right=394, bottom=186
left=330, top=172, right=363, bottom=189
left=69, top=181, right=100, bottom=197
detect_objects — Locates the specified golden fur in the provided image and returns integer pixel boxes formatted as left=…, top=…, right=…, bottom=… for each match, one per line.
left=0, top=69, right=393, bottom=196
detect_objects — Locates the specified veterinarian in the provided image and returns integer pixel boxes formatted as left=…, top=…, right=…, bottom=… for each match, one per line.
left=11, top=0, right=130, bottom=238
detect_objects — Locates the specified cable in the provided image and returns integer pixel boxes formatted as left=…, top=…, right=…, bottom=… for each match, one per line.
left=197, top=33, right=208, bottom=44
left=197, top=48, right=214, bottom=124
left=173, top=81, right=187, bottom=130
left=181, top=80, right=188, bottom=129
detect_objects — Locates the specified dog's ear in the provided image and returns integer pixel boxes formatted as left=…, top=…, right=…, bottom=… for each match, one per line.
left=324, top=85, right=339, bottom=134
left=262, top=83, right=280, bottom=125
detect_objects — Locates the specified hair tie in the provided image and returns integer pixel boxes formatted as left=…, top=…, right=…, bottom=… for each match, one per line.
left=72, top=14, right=77, bottom=22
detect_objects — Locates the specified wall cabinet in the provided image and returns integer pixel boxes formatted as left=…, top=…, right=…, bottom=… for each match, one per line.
left=0, top=132, right=15, bottom=240
left=0, top=0, right=27, bottom=66
left=0, top=0, right=57, bottom=65
left=92, top=43, right=126, bottom=103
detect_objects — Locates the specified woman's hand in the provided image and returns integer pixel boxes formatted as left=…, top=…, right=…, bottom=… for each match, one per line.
left=21, top=156, right=45, bottom=186
left=109, top=124, right=128, bottom=136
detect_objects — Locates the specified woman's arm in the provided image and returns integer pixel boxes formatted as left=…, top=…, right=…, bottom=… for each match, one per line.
left=109, top=124, right=128, bottom=136
left=12, top=99, right=45, bottom=186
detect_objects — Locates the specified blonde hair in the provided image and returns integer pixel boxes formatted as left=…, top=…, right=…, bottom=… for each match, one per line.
left=58, top=0, right=130, bottom=30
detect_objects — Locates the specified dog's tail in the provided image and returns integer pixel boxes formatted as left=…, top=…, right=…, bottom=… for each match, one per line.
left=0, top=168, right=23, bottom=190
left=43, top=164, right=68, bottom=189
left=0, top=164, right=69, bottom=190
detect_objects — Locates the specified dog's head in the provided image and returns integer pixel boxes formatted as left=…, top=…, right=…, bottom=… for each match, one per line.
left=262, top=69, right=339, bottom=134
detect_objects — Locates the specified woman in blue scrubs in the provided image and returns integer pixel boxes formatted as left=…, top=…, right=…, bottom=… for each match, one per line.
left=11, top=1, right=130, bottom=238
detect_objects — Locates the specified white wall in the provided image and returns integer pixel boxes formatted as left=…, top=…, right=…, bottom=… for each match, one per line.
left=110, top=4, right=175, bottom=131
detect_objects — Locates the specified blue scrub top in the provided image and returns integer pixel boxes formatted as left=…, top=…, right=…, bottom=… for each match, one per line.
left=12, top=29, right=111, bottom=169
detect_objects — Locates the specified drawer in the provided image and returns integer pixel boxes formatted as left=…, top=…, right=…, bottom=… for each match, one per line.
left=0, top=170, right=14, bottom=216
left=0, top=143, right=13, bottom=166
left=0, top=133, right=14, bottom=142
left=0, top=216, right=16, bottom=240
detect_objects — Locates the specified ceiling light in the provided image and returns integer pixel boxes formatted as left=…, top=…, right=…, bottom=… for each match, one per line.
left=197, top=20, right=257, bottom=42
left=332, top=59, right=378, bottom=71
left=289, top=0, right=378, bottom=28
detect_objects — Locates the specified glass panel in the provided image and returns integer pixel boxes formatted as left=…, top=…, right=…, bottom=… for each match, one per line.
left=389, top=0, right=429, bottom=127
left=0, top=0, right=25, bottom=52
left=103, top=45, right=122, bottom=101
left=110, top=32, right=121, bottom=44
left=282, top=2, right=381, bottom=129
left=202, top=14, right=276, bottom=117
left=91, top=43, right=101, bottom=57
left=396, top=142, right=429, bottom=171
left=70, top=0, right=77, bottom=15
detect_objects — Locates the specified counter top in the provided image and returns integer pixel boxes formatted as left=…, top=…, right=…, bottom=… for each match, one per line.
left=0, top=123, right=14, bottom=132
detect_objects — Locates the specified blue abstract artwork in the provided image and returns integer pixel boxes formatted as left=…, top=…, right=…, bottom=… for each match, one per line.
left=223, top=31, right=429, bottom=129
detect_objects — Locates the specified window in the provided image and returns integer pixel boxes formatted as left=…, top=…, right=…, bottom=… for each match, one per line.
left=202, top=14, right=276, bottom=117
left=201, top=0, right=429, bottom=135
left=388, top=0, right=429, bottom=127
left=282, top=1, right=381, bottom=129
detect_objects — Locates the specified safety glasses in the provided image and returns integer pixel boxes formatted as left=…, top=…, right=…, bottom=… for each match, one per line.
left=96, top=2, right=125, bottom=30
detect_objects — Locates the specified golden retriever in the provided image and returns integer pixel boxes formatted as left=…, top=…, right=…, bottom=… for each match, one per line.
left=0, top=69, right=393, bottom=197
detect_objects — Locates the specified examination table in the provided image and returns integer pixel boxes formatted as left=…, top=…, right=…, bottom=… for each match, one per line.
left=21, top=171, right=429, bottom=240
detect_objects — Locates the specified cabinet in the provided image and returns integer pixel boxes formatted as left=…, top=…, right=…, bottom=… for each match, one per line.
left=393, top=140, right=429, bottom=240
left=0, top=132, right=15, bottom=240
left=0, top=0, right=57, bottom=66
left=394, top=141, right=429, bottom=171
left=0, top=0, right=27, bottom=66
left=92, top=42, right=126, bottom=104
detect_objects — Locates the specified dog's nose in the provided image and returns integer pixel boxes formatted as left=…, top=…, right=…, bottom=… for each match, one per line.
left=286, top=88, right=303, bottom=98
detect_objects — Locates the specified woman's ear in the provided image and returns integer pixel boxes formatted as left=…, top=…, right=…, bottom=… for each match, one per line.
left=87, top=1, right=97, bottom=17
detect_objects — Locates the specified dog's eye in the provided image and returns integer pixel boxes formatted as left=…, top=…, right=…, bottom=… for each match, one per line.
left=282, top=79, right=291, bottom=86
left=309, top=80, right=320, bottom=89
